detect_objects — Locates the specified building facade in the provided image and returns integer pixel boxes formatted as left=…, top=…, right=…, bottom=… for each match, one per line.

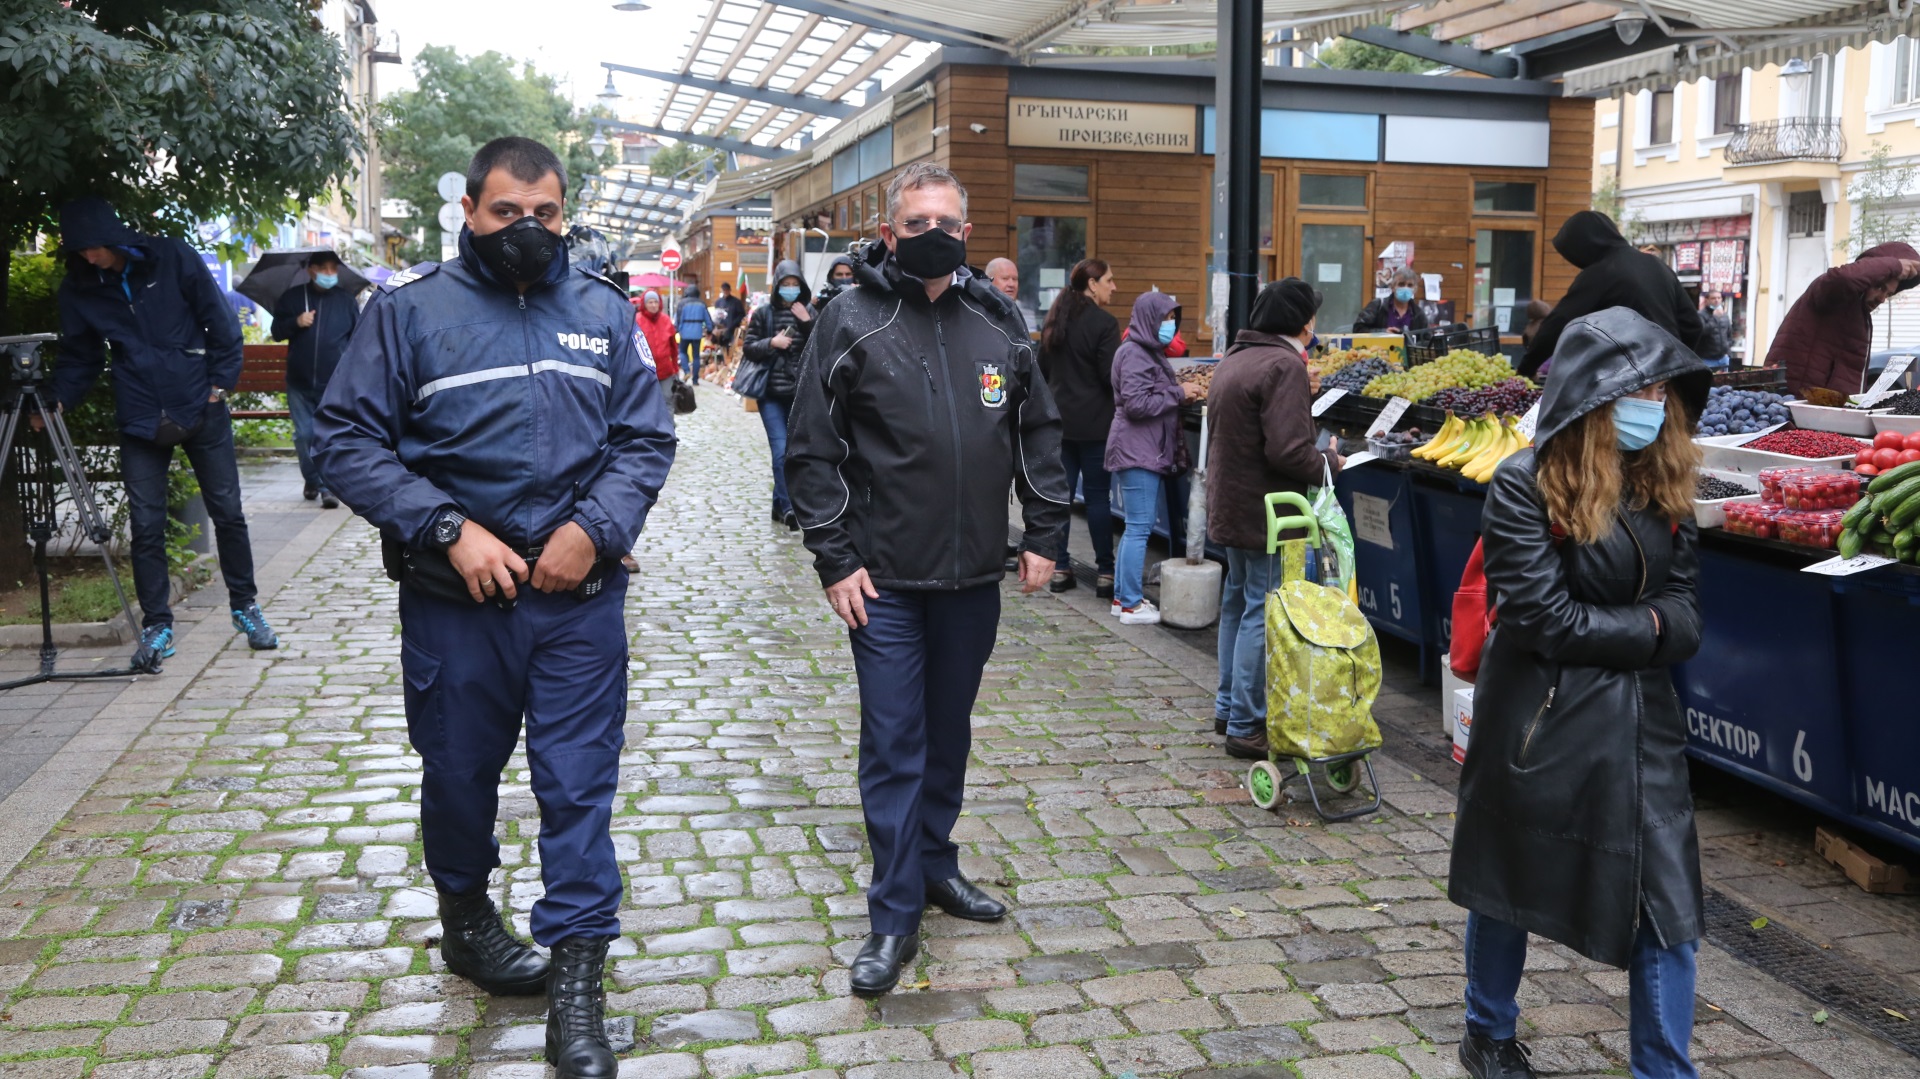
left=1595, top=41, right=1920, bottom=363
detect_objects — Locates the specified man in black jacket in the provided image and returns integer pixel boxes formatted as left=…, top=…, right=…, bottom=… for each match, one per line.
left=786, top=162, right=1071, bottom=995
left=271, top=251, right=358, bottom=508
left=52, top=196, right=277, bottom=668
left=1519, top=211, right=1703, bottom=379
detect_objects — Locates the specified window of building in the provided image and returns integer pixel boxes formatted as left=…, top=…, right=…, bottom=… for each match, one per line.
left=831, top=130, right=895, bottom=195
left=1649, top=88, right=1676, bottom=144
left=1299, top=173, right=1367, bottom=208
left=1787, top=190, right=1826, bottom=237
left=1808, top=54, right=1833, bottom=118
left=1474, top=228, right=1535, bottom=333
left=1301, top=224, right=1366, bottom=332
left=1015, top=215, right=1088, bottom=331
left=1014, top=163, right=1090, bottom=200
left=866, top=188, right=880, bottom=229
left=1473, top=181, right=1536, bottom=214
left=1713, top=74, right=1742, bottom=134
left=1207, top=170, right=1275, bottom=249
left=1896, top=38, right=1920, bottom=106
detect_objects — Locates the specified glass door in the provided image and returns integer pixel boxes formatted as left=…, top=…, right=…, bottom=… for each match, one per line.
left=1014, top=210, right=1089, bottom=331
left=1299, top=223, right=1367, bottom=332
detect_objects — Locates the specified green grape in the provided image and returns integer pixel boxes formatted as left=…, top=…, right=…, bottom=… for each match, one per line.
left=1362, top=350, right=1523, bottom=402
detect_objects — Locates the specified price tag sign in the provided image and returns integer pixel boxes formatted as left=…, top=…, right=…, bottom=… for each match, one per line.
left=1341, top=450, right=1380, bottom=469
left=1860, top=355, right=1914, bottom=407
left=1514, top=401, right=1542, bottom=441
left=1802, top=553, right=1897, bottom=576
left=1311, top=388, right=1347, bottom=417
left=1365, top=396, right=1413, bottom=439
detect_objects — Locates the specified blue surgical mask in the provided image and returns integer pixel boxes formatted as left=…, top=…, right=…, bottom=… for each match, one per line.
left=1393, top=287, right=1414, bottom=303
left=1613, top=396, right=1666, bottom=451
left=778, top=285, right=801, bottom=303
left=313, top=272, right=339, bottom=290
left=1156, top=320, right=1177, bottom=346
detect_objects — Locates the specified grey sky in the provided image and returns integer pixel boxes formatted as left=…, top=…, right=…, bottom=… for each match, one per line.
left=373, top=0, right=706, bottom=117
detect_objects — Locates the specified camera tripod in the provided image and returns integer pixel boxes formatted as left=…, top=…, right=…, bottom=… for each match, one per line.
left=0, top=333, right=149, bottom=690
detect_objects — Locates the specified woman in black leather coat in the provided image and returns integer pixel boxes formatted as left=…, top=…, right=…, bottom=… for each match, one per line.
left=742, top=260, right=813, bottom=530
left=1449, top=307, right=1710, bottom=1079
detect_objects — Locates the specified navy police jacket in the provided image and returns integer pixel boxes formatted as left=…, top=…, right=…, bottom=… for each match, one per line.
left=312, top=229, right=676, bottom=557
left=54, top=200, right=244, bottom=440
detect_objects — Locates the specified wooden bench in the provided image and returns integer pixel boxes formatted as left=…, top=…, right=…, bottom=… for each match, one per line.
left=234, top=344, right=290, bottom=420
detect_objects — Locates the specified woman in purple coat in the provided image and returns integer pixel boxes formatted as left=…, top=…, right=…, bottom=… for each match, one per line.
left=1105, top=290, right=1198, bottom=625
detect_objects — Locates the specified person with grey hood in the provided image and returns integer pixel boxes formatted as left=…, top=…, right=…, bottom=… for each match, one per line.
left=741, top=259, right=813, bottom=529
left=1519, top=211, right=1702, bottom=380
left=1450, top=307, right=1709, bottom=1079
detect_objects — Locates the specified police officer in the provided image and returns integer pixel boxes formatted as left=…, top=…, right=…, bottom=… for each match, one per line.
left=313, top=137, right=675, bottom=1079
left=786, top=162, right=1070, bottom=995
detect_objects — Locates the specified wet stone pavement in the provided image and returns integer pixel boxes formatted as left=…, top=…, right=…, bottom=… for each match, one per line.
left=0, top=391, right=1914, bottom=1079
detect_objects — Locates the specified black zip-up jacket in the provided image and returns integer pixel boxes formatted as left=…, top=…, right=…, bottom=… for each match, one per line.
left=743, top=258, right=814, bottom=403
left=785, top=240, right=1071, bottom=590
left=270, top=281, right=358, bottom=393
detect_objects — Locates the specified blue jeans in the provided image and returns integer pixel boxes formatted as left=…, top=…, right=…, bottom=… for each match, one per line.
left=848, top=585, right=1000, bottom=935
left=1057, top=439, right=1113, bottom=574
left=1114, top=468, right=1162, bottom=608
left=1465, top=911, right=1698, bottom=1078
left=760, top=396, right=792, bottom=516
left=119, top=404, right=259, bottom=629
left=1216, top=547, right=1280, bottom=738
left=681, top=339, right=703, bottom=383
left=401, top=572, right=630, bottom=945
left=287, top=382, right=322, bottom=491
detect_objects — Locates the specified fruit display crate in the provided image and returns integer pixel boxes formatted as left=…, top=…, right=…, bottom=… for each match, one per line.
left=1696, top=433, right=1864, bottom=474
left=1787, top=402, right=1885, bottom=437
left=1714, top=366, right=1788, bottom=391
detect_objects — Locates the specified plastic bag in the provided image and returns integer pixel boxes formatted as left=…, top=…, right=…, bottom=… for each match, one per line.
left=1308, top=458, right=1356, bottom=600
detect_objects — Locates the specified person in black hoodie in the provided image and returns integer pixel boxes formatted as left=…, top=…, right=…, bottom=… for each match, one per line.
left=741, top=259, right=814, bottom=529
left=271, top=251, right=359, bottom=509
left=1037, top=257, right=1120, bottom=595
left=812, top=254, right=856, bottom=315
left=1519, top=211, right=1702, bottom=379
left=51, top=196, right=278, bottom=669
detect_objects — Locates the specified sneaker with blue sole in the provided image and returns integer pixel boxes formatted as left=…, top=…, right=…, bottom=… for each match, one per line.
left=132, top=625, right=175, bottom=672
left=231, top=604, right=279, bottom=650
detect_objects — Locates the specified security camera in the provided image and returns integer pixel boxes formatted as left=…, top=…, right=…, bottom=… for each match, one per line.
left=1612, top=10, right=1647, bottom=45
left=969, top=123, right=988, bottom=134
left=930, top=125, right=950, bottom=137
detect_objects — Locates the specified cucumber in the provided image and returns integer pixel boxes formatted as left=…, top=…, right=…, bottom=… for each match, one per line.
left=1894, top=490, right=1920, bottom=529
left=1874, top=475, right=1920, bottom=522
left=1843, top=494, right=1877, bottom=531
left=1868, top=459, right=1920, bottom=494
left=1840, top=528, right=1865, bottom=560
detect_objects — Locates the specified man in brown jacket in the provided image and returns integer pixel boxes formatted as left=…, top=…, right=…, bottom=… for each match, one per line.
left=1206, top=278, right=1341, bottom=759
left=1767, top=242, right=1920, bottom=395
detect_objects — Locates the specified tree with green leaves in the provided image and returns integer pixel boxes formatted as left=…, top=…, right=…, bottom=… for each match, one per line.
left=0, top=0, right=362, bottom=331
left=1318, top=33, right=1439, bottom=74
left=380, top=47, right=608, bottom=263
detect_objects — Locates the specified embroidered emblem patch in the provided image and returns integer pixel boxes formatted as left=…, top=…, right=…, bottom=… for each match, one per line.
left=977, top=362, right=1006, bottom=408
left=633, top=328, right=656, bottom=372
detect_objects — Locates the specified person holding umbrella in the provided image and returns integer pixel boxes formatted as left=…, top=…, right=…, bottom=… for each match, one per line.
left=271, top=251, right=359, bottom=508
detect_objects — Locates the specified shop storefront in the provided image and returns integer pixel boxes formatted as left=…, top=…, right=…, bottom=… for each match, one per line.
left=759, top=52, right=1594, bottom=346
left=675, top=199, right=773, bottom=301
left=1635, top=207, right=1756, bottom=360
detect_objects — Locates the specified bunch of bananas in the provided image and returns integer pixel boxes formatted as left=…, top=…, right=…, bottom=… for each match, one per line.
left=1412, top=413, right=1531, bottom=484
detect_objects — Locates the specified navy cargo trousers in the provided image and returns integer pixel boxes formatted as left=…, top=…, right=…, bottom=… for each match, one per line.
left=399, top=573, right=629, bottom=945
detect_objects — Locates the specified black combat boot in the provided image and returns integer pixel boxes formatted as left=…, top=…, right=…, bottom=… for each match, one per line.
left=436, top=888, right=548, bottom=996
left=546, top=936, right=616, bottom=1079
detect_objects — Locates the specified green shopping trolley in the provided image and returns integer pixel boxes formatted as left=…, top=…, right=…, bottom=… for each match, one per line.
left=1244, top=492, right=1385, bottom=822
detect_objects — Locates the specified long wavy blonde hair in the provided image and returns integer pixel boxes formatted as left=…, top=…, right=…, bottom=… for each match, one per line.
left=1536, top=391, right=1700, bottom=545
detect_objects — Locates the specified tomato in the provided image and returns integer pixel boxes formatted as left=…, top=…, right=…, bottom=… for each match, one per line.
left=1902, top=449, right=1920, bottom=465
left=1877, top=447, right=1905, bottom=469
left=1906, top=431, right=1920, bottom=452
left=1858, top=463, right=1881, bottom=476
left=1876, top=431, right=1906, bottom=450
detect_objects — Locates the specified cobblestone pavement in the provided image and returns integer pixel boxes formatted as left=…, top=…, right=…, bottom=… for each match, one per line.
left=0, top=392, right=1914, bottom=1079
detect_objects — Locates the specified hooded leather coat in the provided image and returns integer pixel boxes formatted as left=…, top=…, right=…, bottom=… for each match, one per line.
left=1520, top=212, right=1703, bottom=379
left=744, top=258, right=814, bottom=402
left=1450, top=307, right=1711, bottom=969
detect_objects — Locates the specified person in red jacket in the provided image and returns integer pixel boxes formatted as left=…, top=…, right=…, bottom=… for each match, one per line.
left=632, top=289, right=679, bottom=381
left=1768, top=242, right=1920, bottom=395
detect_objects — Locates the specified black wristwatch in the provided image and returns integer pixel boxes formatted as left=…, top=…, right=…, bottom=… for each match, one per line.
left=430, top=509, right=466, bottom=551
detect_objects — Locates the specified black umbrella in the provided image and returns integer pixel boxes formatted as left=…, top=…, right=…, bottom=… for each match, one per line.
left=236, top=247, right=371, bottom=308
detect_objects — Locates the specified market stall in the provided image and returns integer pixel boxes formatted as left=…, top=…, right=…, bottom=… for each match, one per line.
left=1303, top=342, right=1920, bottom=856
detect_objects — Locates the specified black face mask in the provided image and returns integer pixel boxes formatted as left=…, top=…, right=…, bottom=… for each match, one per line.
left=469, top=216, right=564, bottom=284
left=892, top=228, right=967, bottom=281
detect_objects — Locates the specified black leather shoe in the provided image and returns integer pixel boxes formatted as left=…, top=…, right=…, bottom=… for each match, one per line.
left=783, top=510, right=800, bottom=532
left=925, top=876, right=1007, bottom=922
left=303, top=484, right=318, bottom=501
left=545, top=936, right=616, bottom=1079
left=437, top=888, right=548, bottom=996
left=1048, top=571, right=1077, bottom=593
left=849, top=933, right=918, bottom=997
left=1458, top=1033, right=1537, bottom=1079
left=319, top=489, right=339, bottom=509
